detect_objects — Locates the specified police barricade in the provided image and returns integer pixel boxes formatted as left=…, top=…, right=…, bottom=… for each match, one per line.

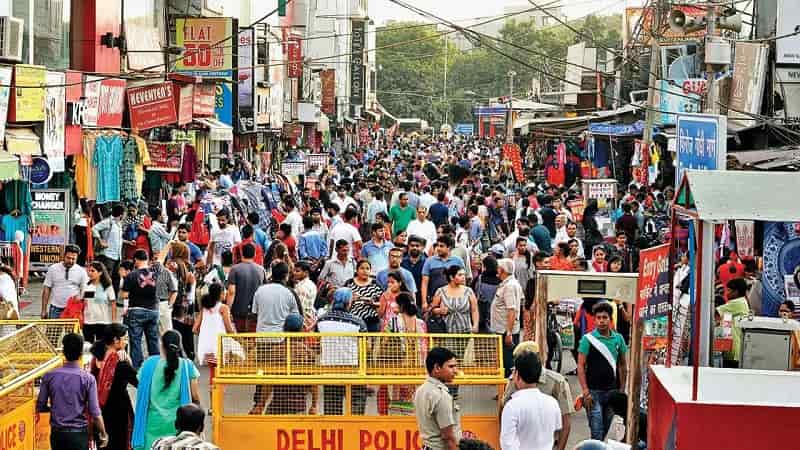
left=0, top=323, right=66, bottom=450
left=213, top=332, right=506, bottom=450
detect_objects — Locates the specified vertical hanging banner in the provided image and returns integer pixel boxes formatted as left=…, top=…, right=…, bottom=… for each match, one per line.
left=503, top=143, right=525, bottom=182
left=735, top=220, right=755, bottom=258
left=82, top=76, right=102, bottom=126
left=238, top=28, right=256, bottom=132
left=287, top=36, right=303, bottom=79
left=175, top=83, right=195, bottom=126
left=193, top=83, right=216, bottom=117
left=675, top=113, right=727, bottom=189
left=10, top=65, right=46, bottom=122
left=43, top=71, right=66, bottom=158
left=0, top=66, right=13, bottom=144
left=215, top=82, right=234, bottom=126
left=127, top=82, right=178, bottom=130
left=637, top=244, right=671, bottom=320
left=174, top=17, right=234, bottom=80
left=350, top=19, right=366, bottom=117
left=95, top=79, right=127, bottom=127
left=321, top=69, right=336, bottom=115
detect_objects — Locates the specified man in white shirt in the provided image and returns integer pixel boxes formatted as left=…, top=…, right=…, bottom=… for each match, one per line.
left=406, top=206, right=438, bottom=254
left=334, top=186, right=358, bottom=212
left=328, top=208, right=362, bottom=259
left=206, top=209, right=241, bottom=267
left=418, top=185, right=436, bottom=211
left=282, top=198, right=303, bottom=238
left=501, top=352, right=562, bottom=450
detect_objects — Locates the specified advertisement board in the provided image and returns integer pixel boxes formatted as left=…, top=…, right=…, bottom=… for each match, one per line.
left=82, top=76, right=101, bottom=126
left=728, top=42, right=768, bottom=128
left=637, top=244, right=671, bottom=320
left=350, top=19, right=366, bottom=116
left=193, top=83, right=216, bottom=117
left=30, top=189, right=69, bottom=270
left=287, top=36, right=303, bottom=79
left=95, top=78, right=127, bottom=127
left=269, top=39, right=285, bottom=128
left=43, top=72, right=65, bottom=157
left=238, top=28, right=256, bottom=132
left=321, top=69, right=336, bottom=115
left=215, top=82, right=233, bottom=126
left=11, top=65, right=45, bottom=122
left=776, top=0, right=800, bottom=64
left=454, top=123, right=474, bottom=135
left=0, top=66, right=11, bottom=144
left=127, top=82, right=178, bottom=130
left=675, top=113, right=727, bottom=188
left=175, top=83, right=194, bottom=126
left=147, top=143, right=184, bottom=172
left=174, top=17, right=234, bottom=79
left=657, top=79, right=702, bottom=125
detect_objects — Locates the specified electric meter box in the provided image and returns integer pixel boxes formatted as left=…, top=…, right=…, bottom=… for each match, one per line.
left=739, top=316, right=799, bottom=371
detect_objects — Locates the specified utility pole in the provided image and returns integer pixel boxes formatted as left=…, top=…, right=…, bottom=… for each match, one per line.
left=444, top=34, right=449, bottom=126
left=506, top=70, right=516, bottom=144
left=704, top=3, right=719, bottom=114
left=641, top=1, right=664, bottom=148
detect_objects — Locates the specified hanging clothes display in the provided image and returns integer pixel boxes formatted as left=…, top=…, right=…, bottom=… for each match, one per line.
left=2, top=180, right=32, bottom=216
left=2, top=212, right=29, bottom=253
left=119, top=137, right=140, bottom=203
left=546, top=142, right=567, bottom=187
left=132, top=134, right=151, bottom=194
left=181, top=144, right=198, bottom=183
left=93, top=134, right=124, bottom=204
left=75, top=132, right=98, bottom=200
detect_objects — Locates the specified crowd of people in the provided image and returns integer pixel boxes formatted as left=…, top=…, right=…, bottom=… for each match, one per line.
left=28, top=133, right=721, bottom=450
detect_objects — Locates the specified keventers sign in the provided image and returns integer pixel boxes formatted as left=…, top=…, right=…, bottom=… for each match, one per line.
left=350, top=19, right=366, bottom=116
left=675, top=113, right=727, bottom=188
left=127, top=82, right=178, bottom=130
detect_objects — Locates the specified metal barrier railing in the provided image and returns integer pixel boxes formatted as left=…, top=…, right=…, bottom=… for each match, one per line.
left=216, top=332, right=504, bottom=381
left=0, top=319, right=81, bottom=352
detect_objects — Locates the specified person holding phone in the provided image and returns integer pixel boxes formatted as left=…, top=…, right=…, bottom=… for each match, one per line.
left=83, top=262, right=117, bottom=343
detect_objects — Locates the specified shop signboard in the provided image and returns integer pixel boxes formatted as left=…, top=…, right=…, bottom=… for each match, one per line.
left=175, top=83, right=194, bottom=126
left=95, top=78, right=126, bottom=127
left=193, top=83, right=216, bottom=117
left=238, top=28, right=256, bottom=132
left=637, top=244, right=671, bottom=320
left=30, top=189, right=70, bottom=270
left=64, top=71, right=83, bottom=156
left=657, top=79, right=701, bottom=125
left=585, top=181, right=616, bottom=200
left=287, top=36, right=302, bottom=79
left=281, top=161, right=306, bottom=177
left=675, top=113, right=727, bottom=189
left=256, top=86, right=269, bottom=125
left=728, top=42, right=768, bottom=128
left=0, top=66, right=13, bottom=144
left=42, top=72, right=67, bottom=158
left=127, top=82, right=178, bottom=130
left=454, top=123, right=474, bottom=135
left=147, top=143, right=184, bottom=172
left=215, top=82, right=234, bottom=126
left=350, top=19, right=366, bottom=116
left=82, top=76, right=101, bottom=126
left=174, top=17, right=234, bottom=79
left=30, top=157, right=53, bottom=185
left=777, top=0, right=800, bottom=64
left=307, top=153, right=328, bottom=171
left=10, top=64, right=46, bottom=122
left=321, top=69, right=336, bottom=115
left=269, top=39, right=285, bottom=128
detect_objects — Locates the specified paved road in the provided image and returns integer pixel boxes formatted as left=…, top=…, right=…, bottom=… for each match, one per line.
left=19, top=279, right=591, bottom=448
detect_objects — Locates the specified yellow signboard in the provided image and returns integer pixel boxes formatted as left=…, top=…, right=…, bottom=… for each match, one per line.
left=0, top=399, right=35, bottom=450
left=174, top=18, right=234, bottom=79
left=216, top=416, right=499, bottom=450
left=12, top=65, right=46, bottom=122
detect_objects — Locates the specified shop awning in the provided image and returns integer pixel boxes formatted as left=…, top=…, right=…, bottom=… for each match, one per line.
left=0, top=151, right=19, bottom=180
left=5, top=128, right=41, bottom=155
left=194, top=118, right=233, bottom=141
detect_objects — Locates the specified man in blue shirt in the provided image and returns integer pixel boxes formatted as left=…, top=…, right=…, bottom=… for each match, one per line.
left=530, top=214, right=552, bottom=255
left=468, top=205, right=484, bottom=242
left=361, top=223, right=394, bottom=275
left=298, top=216, right=328, bottom=261
left=402, top=236, right=427, bottom=309
left=175, top=223, right=204, bottom=264
left=428, top=192, right=450, bottom=228
left=421, top=235, right=465, bottom=311
left=248, top=212, right=270, bottom=255
left=377, top=247, right=417, bottom=295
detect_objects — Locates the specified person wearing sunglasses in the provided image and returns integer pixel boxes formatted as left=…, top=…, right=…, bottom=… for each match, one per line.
left=41, top=244, right=88, bottom=319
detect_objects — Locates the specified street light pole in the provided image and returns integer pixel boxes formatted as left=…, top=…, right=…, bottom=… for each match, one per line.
left=444, top=34, right=449, bottom=126
left=506, top=70, right=516, bottom=144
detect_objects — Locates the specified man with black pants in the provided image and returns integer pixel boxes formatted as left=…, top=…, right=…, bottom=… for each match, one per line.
left=37, top=333, right=108, bottom=450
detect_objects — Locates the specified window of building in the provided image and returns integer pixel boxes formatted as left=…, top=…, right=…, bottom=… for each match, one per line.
left=124, top=0, right=166, bottom=71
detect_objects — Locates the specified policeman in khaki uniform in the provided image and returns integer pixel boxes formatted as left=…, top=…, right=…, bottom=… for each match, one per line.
left=414, top=347, right=461, bottom=450
left=501, top=341, right=575, bottom=450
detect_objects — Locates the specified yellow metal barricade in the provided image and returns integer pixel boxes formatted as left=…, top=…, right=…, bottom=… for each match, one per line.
left=0, top=319, right=81, bottom=351
left=0, top=323, right=64, bottom=450
left=213, top=332, right=506, bottom=450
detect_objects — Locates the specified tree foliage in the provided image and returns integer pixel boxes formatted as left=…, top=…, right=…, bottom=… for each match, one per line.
left=376, top=14, right=622, bottom=127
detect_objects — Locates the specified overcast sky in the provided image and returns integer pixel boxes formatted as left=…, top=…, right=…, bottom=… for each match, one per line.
left=368, top=0, right=636, bottom=25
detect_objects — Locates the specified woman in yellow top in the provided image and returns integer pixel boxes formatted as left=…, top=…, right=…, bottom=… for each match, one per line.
left=778, top=301, right=800, bottom=370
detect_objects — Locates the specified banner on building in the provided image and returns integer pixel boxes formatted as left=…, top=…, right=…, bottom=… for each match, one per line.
left=675, top=113, right=727, bottom=188
left=193, top=83, right=216, bottom=117
left=147, top=143, right=184, bottom=172
left=43, top=71, right=66, bottom=157
left=0, top=67, right=13, bottom=145
left=127, top=82, right=178, bottom=130
left=728, top=42, right=769, bottom=128
left=637, top=244, right=671, bottom=320
left=321, top=69, right=336, bottom=115
left=238, top=28, right=256, bottom=132
left=287, top=36, right=303, bottom=79
left=175, top=83, right=194, bottom=126
left=777, top=0, right=800, bottom=64
left=215, top=82, right=234, bottom=126
left=10, top=65, right=46, bottom=122
left=350, top=19, right=366, bottom=116
left=269, top=39, right=285, bottom=128
left=30, top=189, right=70, bottom=269
left=174, top=17, right=235, bottom=79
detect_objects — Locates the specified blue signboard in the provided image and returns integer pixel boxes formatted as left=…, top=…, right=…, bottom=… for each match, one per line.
left=658, top=79, right=701, bottom=125
left=454, top=123, right=474, bottom=135
left=675, top=113, right=727, bottom=188
left=215, top=82, right=233, bottom=126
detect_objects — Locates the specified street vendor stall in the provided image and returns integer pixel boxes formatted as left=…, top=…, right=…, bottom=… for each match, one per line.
left=582, top=178, right=618, bottom=239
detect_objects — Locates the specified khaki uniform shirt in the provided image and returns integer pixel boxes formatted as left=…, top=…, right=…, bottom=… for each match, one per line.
left=502, top=368, right=575, bottom=415
left=414, top=376, right=461, bottom=449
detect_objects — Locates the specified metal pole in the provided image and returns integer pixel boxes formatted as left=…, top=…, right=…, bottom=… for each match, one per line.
left=444, top=35, right=449, bottom=125
left=506, top=70, right=516, bottom=144
left=705, top=3, right=719, bottom=114
left=642, top=0, right=664, bottom=147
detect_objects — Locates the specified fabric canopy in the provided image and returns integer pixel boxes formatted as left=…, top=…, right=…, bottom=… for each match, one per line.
left=5, top=128, right=41, bottom=155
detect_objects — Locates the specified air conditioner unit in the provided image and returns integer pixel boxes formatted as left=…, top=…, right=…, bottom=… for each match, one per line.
left=0, top=17, right=23, bottom=62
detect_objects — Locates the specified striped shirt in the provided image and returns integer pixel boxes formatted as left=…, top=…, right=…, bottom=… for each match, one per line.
left=150, top=431, right=219, bottom=450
